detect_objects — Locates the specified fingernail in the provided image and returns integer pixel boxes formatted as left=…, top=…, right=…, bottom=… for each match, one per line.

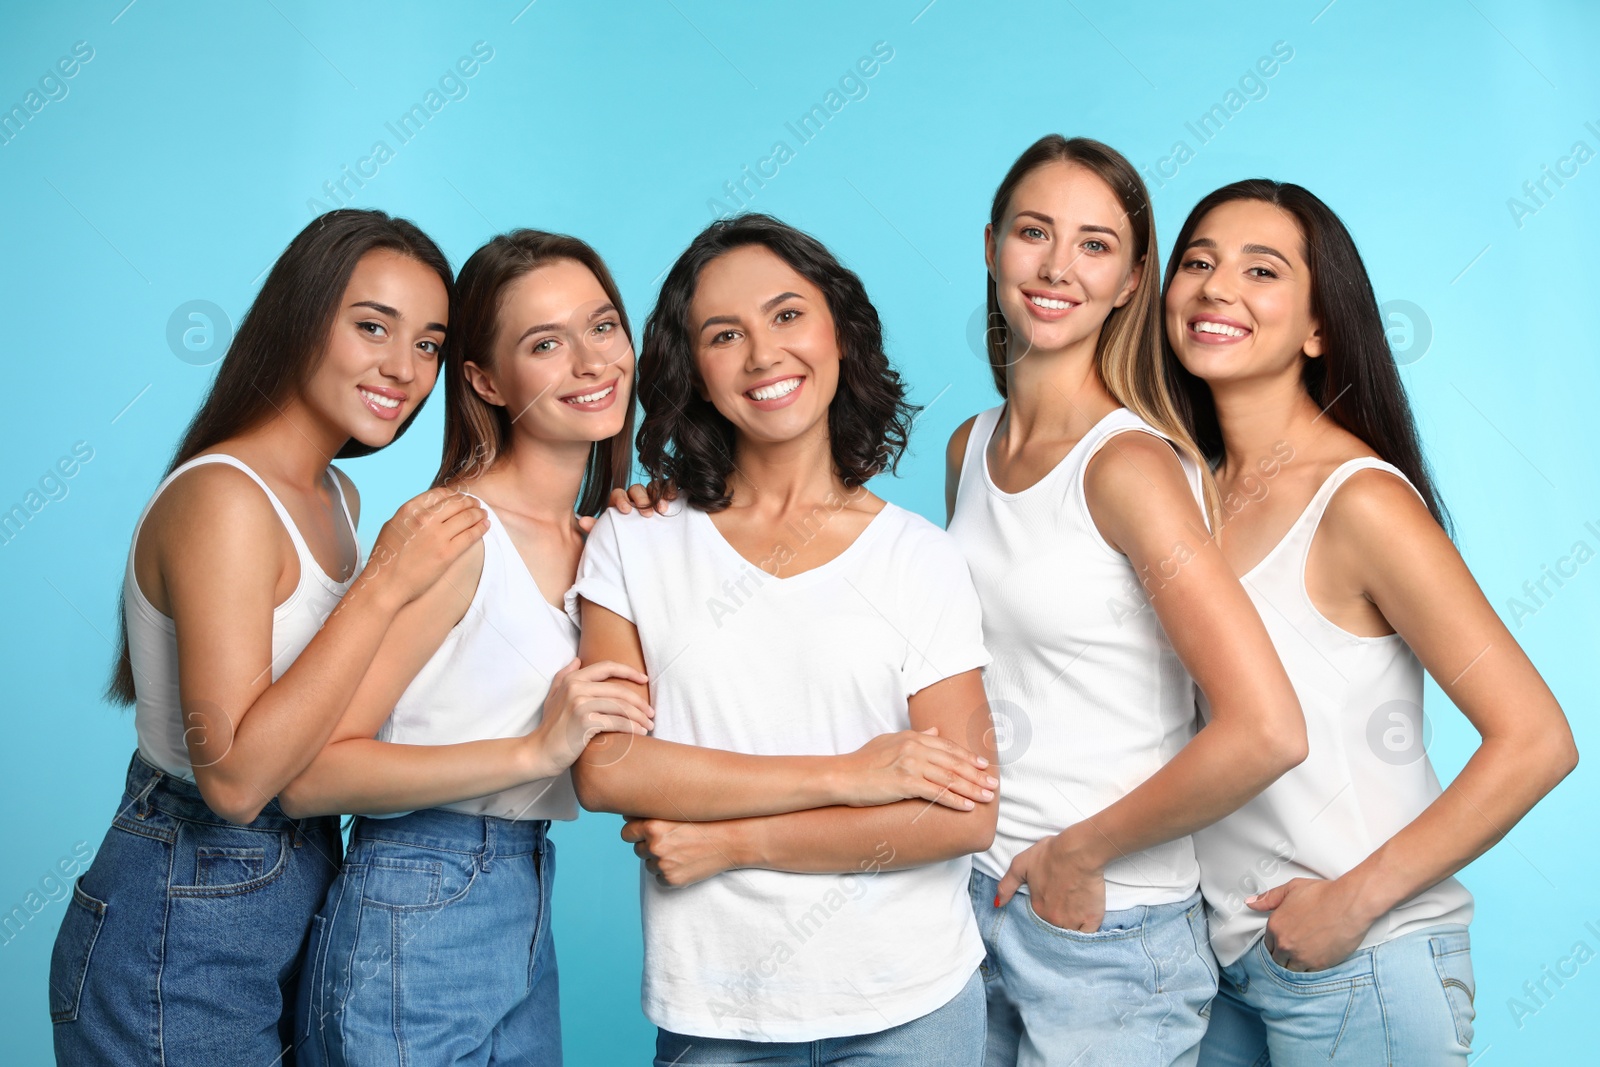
left=981, top=789, right=993, bottom=800
left=993, top=895, right=1001, bottom=908
left=975, top=757, right=989, bottom=768
left=986, top=776, right=999, bottom=787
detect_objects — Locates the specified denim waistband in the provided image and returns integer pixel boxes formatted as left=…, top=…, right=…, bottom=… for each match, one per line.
left=351, top=807, right=550, bottom=858
left=122, top=749, right=314, bottom=832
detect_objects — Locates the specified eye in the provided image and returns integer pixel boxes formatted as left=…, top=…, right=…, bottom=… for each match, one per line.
left=1020, top=225, right=1047, bottom=240
left=1181, top=258, right=1213, bottom=272
left=1083, top=239, right=1108, bottom=253
left=593, top=320, right=617, bottom=335
left=417, top=339, right=441, bottom=357
left=357, top=320, right=387, bottom=337
left=774, top=308, right=800, bottom=325
left=533, top=337, right=559, bottom=354
left=710, top=329, right=741, bottom=345
left=1247, top=266, right=1279, bottom=279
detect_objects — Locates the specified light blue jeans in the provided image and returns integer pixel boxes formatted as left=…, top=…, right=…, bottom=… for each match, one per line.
left=969, top=868, right=1217, bottom=1067
left=1198, top=924, right=1475, bottom=1066
left=295, top=809, right=560, bottom=1066
left=653, top=968, right=985, bottom=1066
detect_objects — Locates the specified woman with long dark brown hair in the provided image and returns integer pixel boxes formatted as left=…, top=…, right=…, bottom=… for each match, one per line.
left=280, top=230, right=653, bottom=1066
left=49, top=209, right=487, bottom=1066
left=945, top=136, right=1306, bottom=1066
left=1164, top=180, right=1576, bottom=1065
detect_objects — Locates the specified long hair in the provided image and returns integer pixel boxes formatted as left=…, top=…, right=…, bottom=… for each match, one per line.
left=638, top=213, right=918, bottom=511
left=106, top=208, right=453, bottom=706
left=1160, top=179, right=1450, bottom=532
left=987, top=135, right=1219, bottom=523
left=432, top=230, right=635, bottom=519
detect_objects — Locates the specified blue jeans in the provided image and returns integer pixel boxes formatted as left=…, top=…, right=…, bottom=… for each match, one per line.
left=969, top=868, right=1217, bottom=1067
left=295, top=808, right=561, bottom=1066
left=654, top=968, right=985, bottom=1066
left=49, top=750, right=343, bottom=1066
left=1198, top=925, right=1475, bottom=1066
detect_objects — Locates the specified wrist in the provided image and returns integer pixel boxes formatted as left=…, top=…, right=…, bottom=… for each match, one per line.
left=1336, top=863, right=1396, bottom=926
left=1053, top=821, right=1114, bottom=872
left=721, top=819, right=764, bottom=869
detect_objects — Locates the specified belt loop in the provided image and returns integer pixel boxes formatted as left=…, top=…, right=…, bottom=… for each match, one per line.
left=131, top=766, right=163, bottom=819
left=480, top=817, right=494, bottom=873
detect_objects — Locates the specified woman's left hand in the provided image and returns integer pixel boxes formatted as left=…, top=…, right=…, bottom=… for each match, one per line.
left=1249, top=876, right=1376, bottom=972
left=622, top=817, right=740, bottom=887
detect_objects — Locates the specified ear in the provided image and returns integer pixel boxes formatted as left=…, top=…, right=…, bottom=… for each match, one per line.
left=1303, top=317, right=1324, bottom=359
left=1112, top=254, right=1146, bottom=310
left=983, top=222, right=997, bottom=281
left=462, top=360, right=506, bottom=407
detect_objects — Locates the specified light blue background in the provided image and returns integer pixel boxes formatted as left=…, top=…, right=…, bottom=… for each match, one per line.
left=3, top=1, right=1596, bottom=1062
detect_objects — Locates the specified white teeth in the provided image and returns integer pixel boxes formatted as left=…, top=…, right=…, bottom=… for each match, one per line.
left=563, top=384, right=614, bottom=404
left=1030, top=294, right=1075, bottom=310
left=1194, top=320, right=1247, bottom=338
left=749, top=377, right=801, bottom=401
left=359, top=387, right=400, bottom=409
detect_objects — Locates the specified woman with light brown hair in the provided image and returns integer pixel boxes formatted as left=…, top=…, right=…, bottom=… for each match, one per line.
left=945, top=135, right=1306, bottom=1065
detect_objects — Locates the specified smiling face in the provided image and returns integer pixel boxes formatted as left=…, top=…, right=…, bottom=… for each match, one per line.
left=465, top=257, right=634, bottom=445
left=1165, top=198, right=1324, bottom=386
left=300, top=248, right=448, bottom=450
left=986, top=160, right=1144, bottom=363
left=689, top=244, right=840, bottom=447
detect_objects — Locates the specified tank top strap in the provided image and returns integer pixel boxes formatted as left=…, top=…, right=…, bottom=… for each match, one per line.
left=1273, top=457, right=1419, bottom=579
left=1078, top=409, right=1209, bottom=527
left=327, top=466, right=358, bottom=544
left=960, top=405, right=1004, bottom=486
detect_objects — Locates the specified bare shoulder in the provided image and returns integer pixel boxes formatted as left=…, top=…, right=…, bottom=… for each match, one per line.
left=328, top=463, right=360, bottom=526
left=1320, top=464, right=1447, bottom=558
left=946, top=414, right=979, bottom=472
left=1084, top=430, right=1191, bottom=500
left=149, top=460, right=281, bottom=539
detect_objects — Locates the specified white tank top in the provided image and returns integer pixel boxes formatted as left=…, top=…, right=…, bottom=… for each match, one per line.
left=374, top=497, right=580, bottom=821
left=127, top=454, right=359, bottom=782
left=1194, top=458, right=1473, bottom=966
left=949, top=405, right=1208, bottom=909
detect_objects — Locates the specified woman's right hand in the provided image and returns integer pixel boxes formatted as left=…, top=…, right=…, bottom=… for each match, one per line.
left=836, top=728, right=998, bottom=810
left=609, top=482, right=674, bottom=515
left=361, top=489, right=489, bottom=607
left=524, top=658, right=655, bottom=779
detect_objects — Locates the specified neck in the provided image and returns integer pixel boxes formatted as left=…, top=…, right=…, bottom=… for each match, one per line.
left=231, top=398, right=349, bottom=488
left=999, top=331, right=1115, bottom=444
left=1210, top=368, right=1326, bottom=476
left=477, top=431, right=592, bottom=524
left=727, top=419, right=849, bottom=511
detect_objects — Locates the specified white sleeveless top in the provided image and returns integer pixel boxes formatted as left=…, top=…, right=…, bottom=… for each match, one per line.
left=1193, top=458, right=1473, bottom=965
left=949, top=405, right=1208, bottom=910
left=127, top=454, right=359, bottom=782
left=374, top=497, right=579, bottom=821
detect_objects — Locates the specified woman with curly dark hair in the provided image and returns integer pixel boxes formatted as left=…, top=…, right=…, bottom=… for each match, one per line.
left=568, top=214, right=1000, bottom=1065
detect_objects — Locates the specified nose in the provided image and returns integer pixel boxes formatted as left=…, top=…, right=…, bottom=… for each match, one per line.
left=378, top=342, right=419, bottom=385
left=1197, top=265, right=1235, bottom=304
left=1040, top=241, right=1080, bottom=286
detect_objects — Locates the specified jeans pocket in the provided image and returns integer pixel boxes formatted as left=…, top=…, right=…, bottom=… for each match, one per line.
left=1254, top=935, right=1369, bottom=991
left=48, top=877, right=108, bottom=1023
left=169, top=825, right=289, bottom=897
left=1430, top=929, right=1475, bottom=1050
left=1023, top=893, right=1145, bottom=941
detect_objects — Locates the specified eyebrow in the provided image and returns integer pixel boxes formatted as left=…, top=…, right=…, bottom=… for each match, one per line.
left=352, top=300, right=445, bottom=334
left=698, top=291, right=804, bottom=334
left=1015, top=210, right=1118, bottom=237
left=1183, top=236, right=1292, bottom=266
left=516, top=302, right=619, bottom=345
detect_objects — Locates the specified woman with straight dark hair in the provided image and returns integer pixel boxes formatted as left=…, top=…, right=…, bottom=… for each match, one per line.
left=49, top=209, right=488, bottom=1066
left=1164, top=179, right=1576, bottom=1065
left=945, top=135, right=1306, bottom=1066
left=571, top=213, right=1001, bottom=1065
left=282, top=230, right=653, bottom=1066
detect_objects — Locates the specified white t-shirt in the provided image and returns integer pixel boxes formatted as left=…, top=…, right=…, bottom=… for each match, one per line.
left=567, top=497, right=991, bottom=1042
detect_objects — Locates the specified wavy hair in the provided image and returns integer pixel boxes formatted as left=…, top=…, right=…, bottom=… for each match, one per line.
left=638, top=213, right=918, bottom=510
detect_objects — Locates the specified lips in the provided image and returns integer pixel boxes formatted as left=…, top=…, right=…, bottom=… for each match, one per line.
left=1022, top=289, right=1079, bottom=321
left=558, top=378, right=621, bottom=412
left=743, top=374, right=805, bottom=410
left=358, top=385, right=406, bottom=421
left=1186, top=315, right=1252, bottom=344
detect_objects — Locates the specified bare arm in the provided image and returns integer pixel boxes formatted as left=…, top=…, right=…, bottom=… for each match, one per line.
left=159, top=468, right=487, bottom=824
left=570, top=599, right=996, bottom=820
left=1252, top=471, right=1577, bottom=968
left=624, top=670, right=999, bottom=886
left=997, top=432, right=1306, bottom=928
